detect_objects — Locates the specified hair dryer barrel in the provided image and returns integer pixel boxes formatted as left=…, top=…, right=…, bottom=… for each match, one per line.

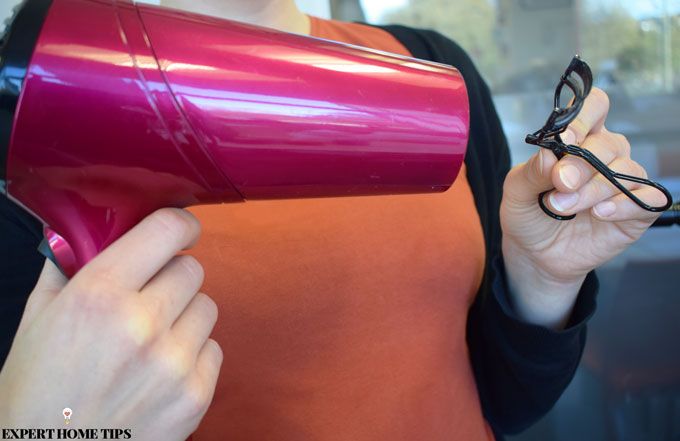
left=0, top=0, right=469, bottom=276
left=138, top=4, right=470, bottom=199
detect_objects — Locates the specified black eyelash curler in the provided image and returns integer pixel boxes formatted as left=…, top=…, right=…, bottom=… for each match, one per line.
left=524, top=55, right=673, bottom=221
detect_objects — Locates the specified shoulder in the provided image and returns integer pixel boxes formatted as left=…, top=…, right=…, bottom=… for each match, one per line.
left=309, top=16, right=411, bottom=56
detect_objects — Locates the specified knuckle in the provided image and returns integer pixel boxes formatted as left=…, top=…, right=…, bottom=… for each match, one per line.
left=632, top=160, right=648, bottom=179
left=154, top=344, right=193, bottom=382
left=206, top=338, right=223, bottom=359
left=178, top=255, right=205, bottom=285
left=67, top=278, right=125, bottom=315
left=67, top=289, right=157, bottom=352
left=71, top=264, right=118, bottom=294
left=181, top=381, right=210, bottom=419
left=119, top=305, right=157, bottom=350
left=194, top=293, right=218, bottom=324
left=150, top=209, right=200, bottom=246
left=590, top=87, right=610, bottom=111
left=515, top=155, right=539, bottom=185
left=142, top=292, right=165, bottom=322
left=592, top=175, right=614, bottom=201
left=532, top=151, right=543, bottom=178
left=613, top=133, right=631, bottom=156
left=152, top=208, right=193, bottom=239
left=206, top=339, right=224, bottom=368
left=504, top=164, right=522, bottom=187
left=568, top=119, right=588, bottom=144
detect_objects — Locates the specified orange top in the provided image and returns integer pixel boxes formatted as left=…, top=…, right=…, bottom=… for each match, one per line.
left=188, top=16, right=493, bottom=441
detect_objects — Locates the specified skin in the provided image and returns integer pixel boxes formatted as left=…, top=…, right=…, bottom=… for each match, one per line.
left=501, top=88, right=665, bottom=328
left=162, top=0, right=310, bottom=34
left=0, top=209, right=221, bottom=439
left=0, top=1, right=665, bottom=438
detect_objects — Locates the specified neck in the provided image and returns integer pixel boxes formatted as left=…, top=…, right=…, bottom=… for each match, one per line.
left=161, top=0, right=311, bottom=35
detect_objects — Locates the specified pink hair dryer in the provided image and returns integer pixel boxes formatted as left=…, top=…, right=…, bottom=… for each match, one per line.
left=0, top=0, right=469, bottom=277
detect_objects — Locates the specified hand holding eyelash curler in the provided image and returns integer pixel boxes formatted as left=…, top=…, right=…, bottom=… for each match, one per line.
left=525, top=55, right=674, bottom=222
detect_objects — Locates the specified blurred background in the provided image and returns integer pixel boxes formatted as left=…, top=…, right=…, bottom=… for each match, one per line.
left=2, top=0, right=678, bottom=438
left=323, top=0, right=680, bottom=439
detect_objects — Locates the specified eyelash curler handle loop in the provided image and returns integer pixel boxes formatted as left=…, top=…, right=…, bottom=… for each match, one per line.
left=538, top=142, right=673, bottom=221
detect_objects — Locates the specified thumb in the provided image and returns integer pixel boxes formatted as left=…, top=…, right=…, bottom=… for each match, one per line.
left=17, top=259, right=67, bottom=334
left=504, top=148, right=557, bottom=204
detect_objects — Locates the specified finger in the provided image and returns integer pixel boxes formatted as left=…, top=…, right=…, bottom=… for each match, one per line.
left=591, top=185, right=669, bottom=223
left=75, top=208, right=201, bottom=292
left=172, top=293, right=218, bottom=360
left=196, top=339, right=223, bottom=395
left=186, top=339, right=223, bottom=417
left=551, top=130, right=630, bottom=192
left=509, top=89, right=610, bottom=203
left=17, top=259, right=68, bottom=334
left=503, top=148, right=558, bottom=204
left=141, top=255, right=205, bottom=327
left=546, top=157, right=646, bottom=216
left=561, top=87, right=610, bottom=146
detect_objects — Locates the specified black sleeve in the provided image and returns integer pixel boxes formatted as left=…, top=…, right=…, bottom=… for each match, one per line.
left=0, top=196, right=44, bottom=369
left=452, top=38, right=600, bottom=436
left=374, top=25, right=599, bottom=437
left=470, top=256, right=598, bottom=435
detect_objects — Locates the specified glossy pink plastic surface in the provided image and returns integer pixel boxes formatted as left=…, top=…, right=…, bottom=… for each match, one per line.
left=6, top=0, right=469, bottom=276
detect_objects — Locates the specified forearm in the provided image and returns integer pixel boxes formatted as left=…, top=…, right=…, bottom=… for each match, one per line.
left=470, top=213, right=592, bottom=432
left=467, top=254, right=598, bottom=435
left=502, top=237, right=586, bottom=330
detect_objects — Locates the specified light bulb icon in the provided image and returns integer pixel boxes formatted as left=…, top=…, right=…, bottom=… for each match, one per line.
left=63, top=408, right=72, bottom=425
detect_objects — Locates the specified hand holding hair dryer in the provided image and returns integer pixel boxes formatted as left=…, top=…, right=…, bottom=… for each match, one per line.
left=0, top=0, right=469, bottom=277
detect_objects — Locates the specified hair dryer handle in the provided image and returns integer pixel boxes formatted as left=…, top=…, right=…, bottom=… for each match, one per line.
left=38, top=227, right=79, bottom=277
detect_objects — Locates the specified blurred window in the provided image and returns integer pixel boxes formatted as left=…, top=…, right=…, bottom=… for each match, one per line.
left=354, top=1, right=680, bottom=440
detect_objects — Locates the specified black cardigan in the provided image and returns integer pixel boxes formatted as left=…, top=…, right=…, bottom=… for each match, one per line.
left=376, top=25, right=599, bottom=437
left=0, top=24, right=598, bottom=440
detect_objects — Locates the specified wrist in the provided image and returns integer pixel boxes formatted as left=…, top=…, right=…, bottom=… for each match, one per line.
left=502, top=238, right=586, bottom=330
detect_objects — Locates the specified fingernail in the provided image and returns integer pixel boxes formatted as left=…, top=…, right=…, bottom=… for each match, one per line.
left=559, top=164, right=581, bottom=189
left=562, top=129, right=576, bottom=145
left=594, top=201, right=616, bottom=218
left=549, top=192, right=579, bottom=212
